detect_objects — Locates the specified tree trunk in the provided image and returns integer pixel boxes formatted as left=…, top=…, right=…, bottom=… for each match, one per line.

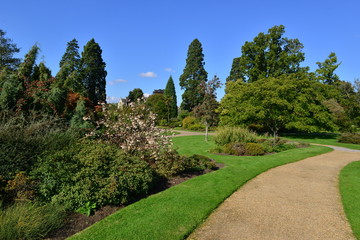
left=205, top=124, right=209, bottom=142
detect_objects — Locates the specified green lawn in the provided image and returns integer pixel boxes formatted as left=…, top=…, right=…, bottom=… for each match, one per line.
left=340, top=161, right=360, bottom=239
left=70, top=135, right=331, bottom=240
left=282, top=133, right=360, bottom=150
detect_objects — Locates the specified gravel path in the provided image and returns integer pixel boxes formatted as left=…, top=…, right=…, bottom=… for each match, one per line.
left=188, top=146, right=360, bottom=240
left=171, top=130, right=216, bottom=137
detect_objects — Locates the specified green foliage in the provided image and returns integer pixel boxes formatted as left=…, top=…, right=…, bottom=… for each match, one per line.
left=0, top=29, right=21, bottom=71
left=232, top=25, right=307, bottom=83
left=180, top=39, right=208, bottom=111
left=34, top=140, right=155, bottom=211
left=146, top=93, right=167, bottom=123
left=182, top=116, right=205, bottom=130
left=0, top=74, right=20, bottom=110
left=182, top=154, right=218, bottom=172
left=0, top=111, right=76, bottom=179
left=70, top=99, right=93, bottom=129
left=0, top=202, right=65, bottom=240
left=127, top=88, right=143, bottom=103
left=315, top=52, right=341, bottom=85
left=338, top=133, right=360, bottom=145
left=81, top=39, right=107, bottom=105
left=214, top=126, right=258, bottom=146
left=76, top=202, right=97, bottom=216
left=220, top=73, right=338, bottom=135
left=164, top=75, right=178, bottom=118
left=244, top=143, right=265, bottom=156
left=17, top=45, right=39, bottom=82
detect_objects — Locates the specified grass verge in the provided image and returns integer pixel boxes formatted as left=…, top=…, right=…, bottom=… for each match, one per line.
left=340, top=161, right=360, bottom=239
left=70, top=135, right=331, bottom=240
left=283, top=133, right=360, bottom=150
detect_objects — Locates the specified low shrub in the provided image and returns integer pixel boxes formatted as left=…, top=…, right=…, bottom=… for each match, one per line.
left=182, top=155, right=218, bottom=172
left=273, top=143, right=297, bottom=152
left=33, top=140, right=155, bottom=211
left=214, top=127, right=258, bottom=146
left=244, top=143, right=265, bottom=156
left=0, top=202, right=65, bottom=240
left=339, top=133, right=360, bottom=145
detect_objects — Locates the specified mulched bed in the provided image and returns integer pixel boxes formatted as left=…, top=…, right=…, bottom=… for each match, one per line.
left=45, top=163, right=224, bottom=240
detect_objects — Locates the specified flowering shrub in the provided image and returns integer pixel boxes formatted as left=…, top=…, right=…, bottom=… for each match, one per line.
left=90, top=101, right=180, bottom=176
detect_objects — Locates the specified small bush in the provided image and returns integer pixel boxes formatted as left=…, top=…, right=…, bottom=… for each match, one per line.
left=214, top=127, right=258, bottom=146
left=182, top=155, right=218, bottom=172
left=339, top=133, right=360, bottom=145
left=0, top=202, right=65, bottom=240
left=182, top=116, right=197, bottom=129
left=273, top=143, right=297, bottom=152
left=244, top=143, right=265, bottom=156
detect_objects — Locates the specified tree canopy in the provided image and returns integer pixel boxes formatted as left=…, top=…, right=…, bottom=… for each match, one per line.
left=164, top=75, right=177, bottom=119
left=228, top=25, right=307, bottom=83
left=0, top=29, right=20, bottom=71
left=81, top=39, right=107, bottom=105
left=179, top=39, right=208, bottom=111
left=315, top=52, right=341, bottom=85
left=128, top=88, right=144, bottom=103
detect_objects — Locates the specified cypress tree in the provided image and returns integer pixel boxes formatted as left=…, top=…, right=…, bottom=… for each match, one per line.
left=164, top=75, right=177, bottom=118
left=179, top=39, right=207, bottom=111
left=81, top=39, right=107, bottom=105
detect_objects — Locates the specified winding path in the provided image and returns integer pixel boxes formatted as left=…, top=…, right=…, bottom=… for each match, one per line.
left=188, top=146, right=360, bottom=240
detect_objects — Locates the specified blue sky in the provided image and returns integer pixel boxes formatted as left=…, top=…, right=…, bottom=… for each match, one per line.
left=1, top=0, right=359, bottom=104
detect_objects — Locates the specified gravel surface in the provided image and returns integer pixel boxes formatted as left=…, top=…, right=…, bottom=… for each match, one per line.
left=188, top=148, right=360, bottom=240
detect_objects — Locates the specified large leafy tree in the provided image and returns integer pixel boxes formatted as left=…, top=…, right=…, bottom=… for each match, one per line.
left=56, top=39, right=83, bottom=92
left=81, top=39, right=107, bottom=105
left=164, top=75, right=177, bottom=118
left=146, top=93, right=167, bottom=123
left=128, top=88, right=144, bottom=103
left=0, top=29, right=21, bottom=71
left=229, top=25, right=307, bottom=83
left=315, top=52, right=341, bottom=85
left=219, top=73, right=338, bottom=136
left=179, top=39, right=208, bottom=111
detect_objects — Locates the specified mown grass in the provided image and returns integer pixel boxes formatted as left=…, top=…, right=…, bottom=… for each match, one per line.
left=282, top=133, right=360, bottom=150
left=340, top=161, right=360, bottom=239
left=70, top=135, right=331, bottom=240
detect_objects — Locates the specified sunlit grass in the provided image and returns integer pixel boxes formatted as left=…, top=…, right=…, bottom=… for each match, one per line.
left=70, top=135, right=331, bottom=240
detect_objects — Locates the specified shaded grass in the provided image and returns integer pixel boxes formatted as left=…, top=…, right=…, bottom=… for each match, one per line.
left=70, top=135, right=331, bottom=240
left=282, top=133, right=360, bottom=150
left=340, top=161, right=360, bottom=239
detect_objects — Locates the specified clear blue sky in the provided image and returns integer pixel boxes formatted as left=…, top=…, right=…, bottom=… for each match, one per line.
left=1, top=0, right=359, bottom=104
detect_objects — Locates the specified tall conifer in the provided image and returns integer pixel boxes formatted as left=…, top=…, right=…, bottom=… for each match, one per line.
left=164, top=75, right=177, bottom=118
left=179, top=39, right=207, bottom=111
left=81, top=39, right=107, bottom=105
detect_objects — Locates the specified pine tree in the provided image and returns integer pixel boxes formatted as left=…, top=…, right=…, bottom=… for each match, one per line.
left=315, top=52, right=341, bottom=85
left=164, top=75, right=177, bottom=118
left=17, top=45, right=39, bottom=83
left=81, top=39, right=107, bottom=105
left=0, top=29, right=21, bottom=71
left=56, top=39, right=83, bottom=92
left=179, top=39, right=208, bottom=111
left=226, top=57, right=244, bottom=82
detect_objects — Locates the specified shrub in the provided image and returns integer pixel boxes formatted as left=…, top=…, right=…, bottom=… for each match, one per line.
left=182, top=155, right=218, bottom=172
left=182, top=116, right=198, bottom=129
left=214, top=126, right=258, bottom=146
left=0, top=111, right=78, bottom=179
left=34, top=140, right=155, bottom=211
left=339, top=133, right=360, bottom=145
left=0, top=202, right=65, bottom=240
left=244, top=143, right=265, bottom=156
left=187, top=123, right=205, bottom=131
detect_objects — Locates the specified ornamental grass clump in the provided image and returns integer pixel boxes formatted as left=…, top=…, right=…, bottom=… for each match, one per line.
left=214, top=126, right=258, bottom=146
